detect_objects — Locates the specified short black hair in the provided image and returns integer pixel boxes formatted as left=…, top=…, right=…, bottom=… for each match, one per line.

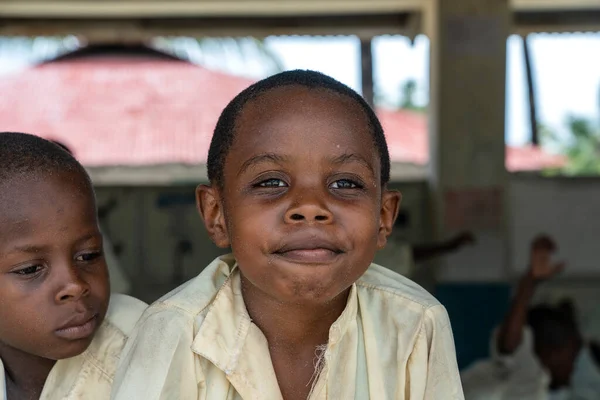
left=0, top=132, right=91, bottom=188
left=528, top=301, right=581, bottom=352
left=207, top=70, right=390, bottom=187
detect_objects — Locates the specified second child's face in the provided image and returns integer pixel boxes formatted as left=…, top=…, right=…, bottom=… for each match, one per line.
left=199, top=86, right=400, bottom=306
left=0, top=172, right=110, bottom=361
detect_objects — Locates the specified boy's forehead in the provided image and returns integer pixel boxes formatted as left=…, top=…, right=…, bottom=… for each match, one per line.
left=0, top=172, right=94, bottom=219
left=235, top=86, right=372, bottom=144
left=0, top=173, right=97, bottom=246
left=223, top=86, right=381, bottom=187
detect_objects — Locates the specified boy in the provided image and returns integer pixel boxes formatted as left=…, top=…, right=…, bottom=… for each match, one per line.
left=461, top=235, right=600, bottom=399
left=0, top=132, right=146, bottom=399
left=112, top=70, right=464, bottom=400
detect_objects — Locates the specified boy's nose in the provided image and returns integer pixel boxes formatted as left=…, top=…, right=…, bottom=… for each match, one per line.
left=284, top=203, right=333, bottom=224
left=55, top=266, right=91, bottom=303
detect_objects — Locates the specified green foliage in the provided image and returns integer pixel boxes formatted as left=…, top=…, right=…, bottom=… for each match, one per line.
left=561, top=115, right=600, bottom=175
left=400, top=80, right=418, bottom=110
left=541, top=113, right=600, bottom=176
left=375, top=78, right=427, bottom=112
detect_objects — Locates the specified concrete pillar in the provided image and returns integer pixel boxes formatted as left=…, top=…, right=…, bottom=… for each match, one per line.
left=424, top=0, right=511, bottom=283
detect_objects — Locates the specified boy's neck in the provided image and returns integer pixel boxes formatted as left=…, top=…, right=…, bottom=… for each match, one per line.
left=240, top=274, right=350, bottom=349
left=0, top=344, right=55, bottom=397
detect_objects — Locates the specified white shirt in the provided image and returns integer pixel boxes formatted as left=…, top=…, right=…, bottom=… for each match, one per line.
left=461, top=327, right=600, bottom=400
left=112, top=254, right=464, bottom=400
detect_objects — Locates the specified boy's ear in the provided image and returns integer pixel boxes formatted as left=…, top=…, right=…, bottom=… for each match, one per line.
left=377, top=189, right=402, bottom=250
left=196, top=185, right=230, bottom=248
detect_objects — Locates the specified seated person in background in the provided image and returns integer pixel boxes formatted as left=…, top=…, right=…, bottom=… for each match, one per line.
left=375, top=230, right=475, bottom=279
left=461, top=235, right=600, bottom=400
left=0, top=132, right=146, bottom=399
left=411, top=231, right=475, bottom=264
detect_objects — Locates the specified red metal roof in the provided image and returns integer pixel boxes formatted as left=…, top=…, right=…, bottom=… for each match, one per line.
left=377, top=107, right=567, bottom=171
left=0, top=56, right=566, bottom=172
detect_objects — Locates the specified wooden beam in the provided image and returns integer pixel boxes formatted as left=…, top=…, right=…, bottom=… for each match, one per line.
left=0, top=13, right=415, bottom=38
left=511, top=0, right=600, bottom=12
left=0, top=0, right=423, bottom=18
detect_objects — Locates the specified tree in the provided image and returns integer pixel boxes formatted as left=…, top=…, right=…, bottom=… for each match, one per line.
left=560, top=115, right=600, bottom=175
left=375, top=78, right=427, bottom=112
left=400, top=80, right=418, bottom=110
left=540, top=90, right=600, bottom=176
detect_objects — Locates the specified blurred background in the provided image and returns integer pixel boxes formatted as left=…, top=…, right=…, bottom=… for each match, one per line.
left=1, top=0, right=599, bottom=377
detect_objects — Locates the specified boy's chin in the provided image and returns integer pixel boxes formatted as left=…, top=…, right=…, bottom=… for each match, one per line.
left=45, top=336, right=96, bottom=361
left=270, top=281, right=353, bottom=307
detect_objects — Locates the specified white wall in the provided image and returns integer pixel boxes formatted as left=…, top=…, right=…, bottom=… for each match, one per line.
left=437, top=175, right=600, bottom=339
left=438, top=175, right=600, bottom=282
left=509, top=175, right=600, bottom=278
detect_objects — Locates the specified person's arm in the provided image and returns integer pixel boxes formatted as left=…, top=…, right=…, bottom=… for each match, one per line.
left=411, top=231, right=475, bottom=263
left=496, top=235, right=564, bottom=355
left=496, top=274, right=538, bottom=354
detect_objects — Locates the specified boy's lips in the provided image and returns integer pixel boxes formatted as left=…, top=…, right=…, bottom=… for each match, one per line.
left=55, top=312, right=98, bottom=340
left=273, top=235, right=344, bottom=264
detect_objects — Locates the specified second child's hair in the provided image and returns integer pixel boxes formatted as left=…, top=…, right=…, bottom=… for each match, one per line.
left=0, top=132, right=92, bottom=190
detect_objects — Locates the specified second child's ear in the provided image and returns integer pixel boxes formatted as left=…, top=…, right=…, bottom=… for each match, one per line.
left=196, top=185, right=230, bottom=248
left=377, top=189, right=402, bottom=250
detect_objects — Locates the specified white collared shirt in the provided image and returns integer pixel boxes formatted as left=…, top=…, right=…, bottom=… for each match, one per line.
left=112, top=255, right=464, bottom=400
left=461, top=327, right=600, bottom=400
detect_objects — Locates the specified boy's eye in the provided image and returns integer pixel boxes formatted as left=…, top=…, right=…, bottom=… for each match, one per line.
left=13, top=265, right=43, bottom=276
left=76, top=252, right=102, bottom=263
left=257, top=178, right=287, bottom=188
left=330, top=179, right=361, bottom=189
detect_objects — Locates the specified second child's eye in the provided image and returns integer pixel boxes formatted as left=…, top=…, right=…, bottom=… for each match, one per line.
left=13, top=265, right=43, bottom=276
left=330, top=179, right=361, bottom=189
left=257, top=179, right=287, bottom=188
left=75, top=252, right=103, bottom=263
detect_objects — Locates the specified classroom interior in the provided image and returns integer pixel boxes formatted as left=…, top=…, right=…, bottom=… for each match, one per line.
left=1, top=0, right=599, bottom=372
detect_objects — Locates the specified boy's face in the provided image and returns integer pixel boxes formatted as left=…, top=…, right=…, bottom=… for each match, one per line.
left=0, top=172, right=110, bottom=361
left=198, top=86, right=400, bottom=305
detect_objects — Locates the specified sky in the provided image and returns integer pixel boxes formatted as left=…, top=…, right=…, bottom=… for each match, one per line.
left=1, top=33, right=599, bottom=146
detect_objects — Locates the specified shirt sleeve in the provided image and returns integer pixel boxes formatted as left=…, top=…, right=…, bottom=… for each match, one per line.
left=490, top=326, right=548, bottom=382
left=407, top=304, right=465, bottom=399
left=105, top=293, right=148, bottom=336
left=461, top=326, right=549, bottom=400
left=111, top=307, right=200, bottom=400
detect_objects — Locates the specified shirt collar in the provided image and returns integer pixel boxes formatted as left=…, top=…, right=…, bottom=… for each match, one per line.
left=191, top=257, right=359, bottom=386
